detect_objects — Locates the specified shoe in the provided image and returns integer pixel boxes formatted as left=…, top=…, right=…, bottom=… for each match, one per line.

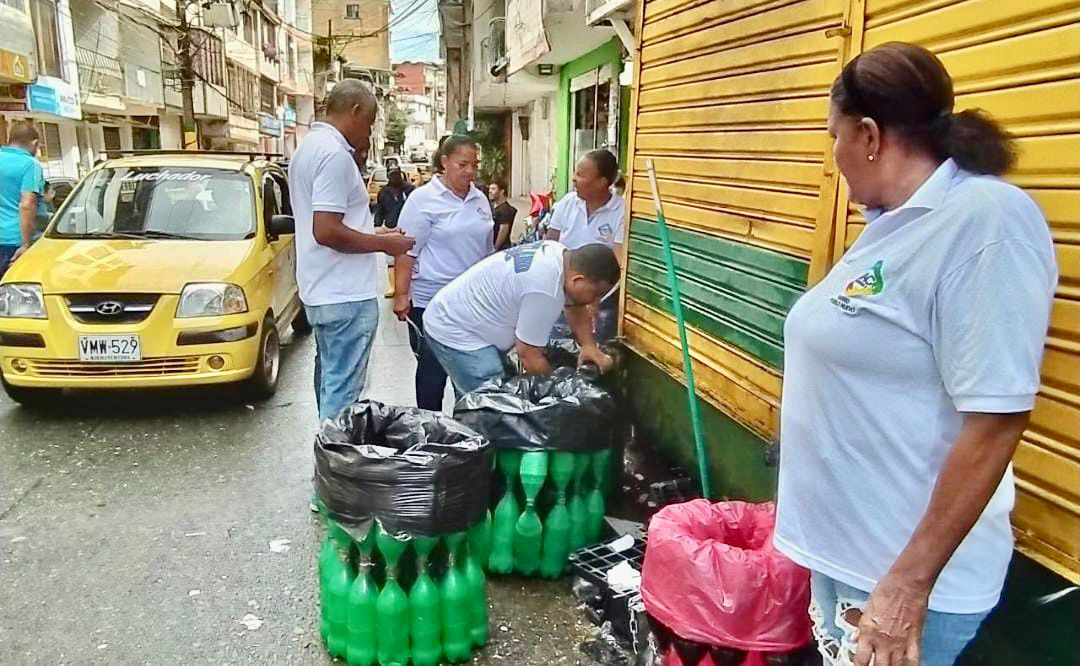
left=383, top=267, right=396, bottom=298
left=309, top=494, right=320, bottom=513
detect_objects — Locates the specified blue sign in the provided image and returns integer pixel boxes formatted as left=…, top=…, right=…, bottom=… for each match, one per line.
left=283, top=105, right=296, bottom=128
left=259, top=114, right=282, bottom=137
left=26, top=77, right=81, bottom=119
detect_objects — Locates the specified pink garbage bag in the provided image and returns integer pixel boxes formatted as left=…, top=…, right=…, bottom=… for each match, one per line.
left=642, top=500, right=813, bottom=657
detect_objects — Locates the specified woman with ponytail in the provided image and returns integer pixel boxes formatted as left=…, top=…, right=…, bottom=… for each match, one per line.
left=774, top=42, right=1058, bottom=665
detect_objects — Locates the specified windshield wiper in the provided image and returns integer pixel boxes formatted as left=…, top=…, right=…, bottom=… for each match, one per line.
left=134, top=230, right=204, bottom=240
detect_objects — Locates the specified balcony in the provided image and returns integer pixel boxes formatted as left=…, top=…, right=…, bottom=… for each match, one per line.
left=472, top=14, right=557, bottom=111
left=76, top=46, right=125, bottom=112
left=123, top=63, right=164, bottom=109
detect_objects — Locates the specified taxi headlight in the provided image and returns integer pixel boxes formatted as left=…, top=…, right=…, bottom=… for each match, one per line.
left=176, top=283, right=248, bottom=318
left=0, top=283, right=47, bottom=319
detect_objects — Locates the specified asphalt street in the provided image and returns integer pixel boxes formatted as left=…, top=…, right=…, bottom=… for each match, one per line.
left=0, top=279, right=596, bottom=665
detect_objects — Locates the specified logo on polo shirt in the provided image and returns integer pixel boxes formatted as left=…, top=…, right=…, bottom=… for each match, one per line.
left=844, top=260, right=885, bottom=297
left=598, top=223, right=613, bottom=242
left=830, top=260, right=885, bottom=315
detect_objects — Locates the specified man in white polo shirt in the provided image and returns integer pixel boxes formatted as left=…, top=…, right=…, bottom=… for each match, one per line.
left=288, top=80, right=414, bottom=421
left=423, top=241, right=619, bottom=395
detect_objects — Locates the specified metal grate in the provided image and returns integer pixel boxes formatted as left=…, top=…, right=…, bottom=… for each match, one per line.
left=29, top=356, right=200, bottom=377
left=64, top=294, right=160, bottom=324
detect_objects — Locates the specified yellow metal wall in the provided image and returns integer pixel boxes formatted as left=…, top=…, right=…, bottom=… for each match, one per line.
left=624, top=0, right=1080, bottom=581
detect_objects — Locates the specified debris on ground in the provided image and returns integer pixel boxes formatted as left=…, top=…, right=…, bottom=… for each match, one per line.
left=237, top=614, right=263, bottom=631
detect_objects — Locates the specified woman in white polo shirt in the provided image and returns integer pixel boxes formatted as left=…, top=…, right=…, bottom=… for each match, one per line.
left=546, top=149, right=625, bottom=341
left=775, top=43, right=1057, bottom=666
left=394, top=135, right=494, bottom=410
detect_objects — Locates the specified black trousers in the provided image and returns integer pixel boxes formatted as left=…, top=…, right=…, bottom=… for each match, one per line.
left=407, top=306, right=450, bottom=411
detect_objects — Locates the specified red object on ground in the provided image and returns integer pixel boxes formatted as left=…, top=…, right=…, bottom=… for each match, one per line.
left=642, top=500, right=813, bottom=664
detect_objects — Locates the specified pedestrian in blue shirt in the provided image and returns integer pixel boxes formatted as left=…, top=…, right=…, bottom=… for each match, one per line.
left=0, top=122, right=44, bottom=277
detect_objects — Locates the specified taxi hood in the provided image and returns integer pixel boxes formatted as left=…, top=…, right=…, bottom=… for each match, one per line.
left=6, top=238, right=258, bottom=294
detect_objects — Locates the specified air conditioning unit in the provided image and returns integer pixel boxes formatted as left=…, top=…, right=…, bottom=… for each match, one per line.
left=204, top=1, right=239, bottom=29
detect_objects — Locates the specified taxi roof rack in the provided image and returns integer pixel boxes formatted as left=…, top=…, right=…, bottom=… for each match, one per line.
left=101, top=149, right=283, bottom=160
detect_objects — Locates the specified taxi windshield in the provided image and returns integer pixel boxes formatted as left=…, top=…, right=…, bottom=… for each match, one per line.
left=51, top=166, right=255, bottom=241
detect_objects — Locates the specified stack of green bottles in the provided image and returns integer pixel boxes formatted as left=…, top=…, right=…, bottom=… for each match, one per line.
left=477, top=448, right=611, bottom=578
left=318, top=520, right=489, bottom=665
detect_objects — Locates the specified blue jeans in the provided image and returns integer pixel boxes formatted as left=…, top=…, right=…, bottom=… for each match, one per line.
left=305, top=299, right=379, bottom=422
left=406, top=306, right=449, bottom=411
left=0, top=245, right=17, bottom=280
left=425, top=335, right=505, bottom=399
left=809, top=571, right=991, bottom=666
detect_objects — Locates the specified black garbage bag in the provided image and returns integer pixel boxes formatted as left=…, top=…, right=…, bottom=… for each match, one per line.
left=314, top=400, right=493, bottom=537
left=503, top=339, right=621, bottom=375
left=453, top=367, right=616, bottom=452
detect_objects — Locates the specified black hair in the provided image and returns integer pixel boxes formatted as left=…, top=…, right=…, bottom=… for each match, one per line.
left=583, top=149, right=619, bottom=185
left=569, top=243, right=621, bottom=287
left=431, top=134, right=479, bottom=174
left=832, top=42, right=1015, bottom=175
left=387, top=169, right=404, bottom=187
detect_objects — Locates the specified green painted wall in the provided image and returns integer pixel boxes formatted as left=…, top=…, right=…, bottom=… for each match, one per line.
left=626, top=218, right=808, bottom=369
left=555, top=39, right=624, bottom=197
left=625, top=352, right=777, bottom=501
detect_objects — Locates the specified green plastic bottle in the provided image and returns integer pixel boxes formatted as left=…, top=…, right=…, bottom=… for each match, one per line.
left=375, top=525, right=410, bottom=666
left=514, top=451, right=548, bottom=575
left=594, top=448, right=613, bottom=494
left=568, top=454, right=590, bottom=552
left=346, top=526, right=378, bottom=666
left=585, top=452, right=606, bottom=544
left=467, top=509, right=492, bottom=566
left=409, top=536, right=442, bottom=666
left=324, top=528, right=354, bottom=659
left=318, top=531, right=337, bottom=645
left=488, top=450, right=523, bottom=573
left=540, top=451, right=575, bottom=578
left=462, top=534, right=489, bottom=648
left=441, top=532, right=473, bottom=662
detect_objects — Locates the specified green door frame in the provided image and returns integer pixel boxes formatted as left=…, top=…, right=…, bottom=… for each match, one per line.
left=555, top=38, right=624, bottom=197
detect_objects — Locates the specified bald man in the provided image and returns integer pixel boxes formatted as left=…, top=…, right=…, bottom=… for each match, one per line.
left=0, top=122, right=43, bottom=276
left=289, top=79, right=414, bottom=422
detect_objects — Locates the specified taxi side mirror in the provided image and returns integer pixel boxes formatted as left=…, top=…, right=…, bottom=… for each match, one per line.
left=268, top=214, right=295, bottom=240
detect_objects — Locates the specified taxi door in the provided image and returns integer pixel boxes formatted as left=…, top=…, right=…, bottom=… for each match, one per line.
left=261, top=169, right=298, bottom=324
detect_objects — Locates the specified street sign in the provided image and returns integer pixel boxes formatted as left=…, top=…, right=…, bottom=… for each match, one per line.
left=0, top=49, right=31, bottom=84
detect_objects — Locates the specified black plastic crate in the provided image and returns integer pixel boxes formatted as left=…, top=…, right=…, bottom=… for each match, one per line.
left=648, top=477, right=701, bottom=508
left=569, top=538, right=646, bottom=591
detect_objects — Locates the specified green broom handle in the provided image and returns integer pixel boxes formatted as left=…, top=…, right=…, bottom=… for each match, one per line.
left=644, top=159, right=712, bottom=500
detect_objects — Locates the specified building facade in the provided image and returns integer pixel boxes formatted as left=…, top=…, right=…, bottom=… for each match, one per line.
left=393, top=61, right=446, bottom=159
left=438, top=0, right=635, bottom=197
left=0, top=0, right=316, bottom=175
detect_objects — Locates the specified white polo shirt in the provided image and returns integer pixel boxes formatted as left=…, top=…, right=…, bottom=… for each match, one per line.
left=288, top=122, right=378, bottom=306
left=399, top=176, right=494, bottom=308
left=548, top=191, right=626, bottom=250
left=774, top=159, right=1058, bottom=614
left=424, top=241, right=568, bottom=352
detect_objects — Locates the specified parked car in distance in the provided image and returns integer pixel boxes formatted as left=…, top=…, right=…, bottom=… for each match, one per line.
left=367, top=166, right=388, bottom=208
left=0, top=152, right=309, bottom=406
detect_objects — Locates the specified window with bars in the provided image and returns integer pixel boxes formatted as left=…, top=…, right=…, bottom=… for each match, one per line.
left=345, top=4, right=359, bottom=19
left=36, top=122, right=62, bottom=160
left=242, top=9, right=255, bottom=44
left=227, top=64, right=258, bottom=116
left=259, top=78, right=276, bottom=115
left=0, top=0, right=26, bottom=11
left=31, top=0, right=62, bottom=79
left=103, top=126, right=122, bottom=153
left=192, top=29, right=225, bottom=87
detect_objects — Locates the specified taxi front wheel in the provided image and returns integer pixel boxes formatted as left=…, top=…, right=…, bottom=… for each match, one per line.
left=1, top=374, right=60, bottom=409
left=244, top=316, right=280, bottom=400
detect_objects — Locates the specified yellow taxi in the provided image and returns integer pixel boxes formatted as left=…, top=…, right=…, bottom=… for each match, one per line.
left=0, top=152, right=308, bottom=406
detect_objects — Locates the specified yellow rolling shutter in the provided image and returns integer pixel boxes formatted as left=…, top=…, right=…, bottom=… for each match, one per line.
left=833, top=0, right=1080, bottom=582
left=623, top=0, right=848, bottom=440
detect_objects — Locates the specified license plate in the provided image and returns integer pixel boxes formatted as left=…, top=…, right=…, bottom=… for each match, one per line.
left=78, top=335, right=141, bottom=363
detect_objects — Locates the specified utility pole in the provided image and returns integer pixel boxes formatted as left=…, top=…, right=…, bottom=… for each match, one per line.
left=177, top=0, right=198, bottom=149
